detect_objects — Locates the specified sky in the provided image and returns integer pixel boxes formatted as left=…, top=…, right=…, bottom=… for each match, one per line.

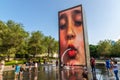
left=0, top=0, right=120, bottom=45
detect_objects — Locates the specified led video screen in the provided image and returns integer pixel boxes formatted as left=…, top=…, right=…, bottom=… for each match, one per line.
left=59, top=5, right=86, bottom=66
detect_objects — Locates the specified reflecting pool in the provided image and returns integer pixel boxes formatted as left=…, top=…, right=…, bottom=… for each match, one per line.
left=2, top=64, right=120, bottom=80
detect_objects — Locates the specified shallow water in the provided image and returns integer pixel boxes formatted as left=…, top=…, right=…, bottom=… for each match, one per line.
left=2, top=64, right=120, bottom=80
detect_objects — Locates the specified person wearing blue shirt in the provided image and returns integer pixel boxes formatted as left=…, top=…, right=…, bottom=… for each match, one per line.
left=15, top=64, right=20, bottom=79
left=105, top=58, right=111, bottom=71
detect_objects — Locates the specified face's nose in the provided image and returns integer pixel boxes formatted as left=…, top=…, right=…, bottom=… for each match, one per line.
left=66, top=24, right=75, bottom=40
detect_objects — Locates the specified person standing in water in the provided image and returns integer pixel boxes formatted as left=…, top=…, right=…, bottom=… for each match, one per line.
left=0, top=60, right=5, bottom=80
left=15, top=64, right=20, bottom=79
left=113, top=60, right=119, bottom=80
left=90, top=57, right=96, bottom=72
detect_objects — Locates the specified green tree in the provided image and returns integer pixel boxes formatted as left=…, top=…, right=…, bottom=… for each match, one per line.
left=0, top=20, right=13, bottom=60
left=42, top=36, right=58, bottom=59
left=111, top=40, right=120, bottom=57
left=0, top=20, right=8, bottom=56
left=28, top=31, right=44, bottom=58
left=89, top=44, right=99, bottom=58
left=97, top=40, right=112, bottom=57
left=0, top=20, right=28, bottom=61
left=7, top=20, right=29, bottom=60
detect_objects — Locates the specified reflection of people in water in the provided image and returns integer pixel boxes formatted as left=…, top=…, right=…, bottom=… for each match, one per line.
left=34, top=71, right=38, bottom=80
left=61, top=66, right=88, bottom=80
left=29, top=71, right=32, bottom=80
left=59, top=5, right=85, bottom=66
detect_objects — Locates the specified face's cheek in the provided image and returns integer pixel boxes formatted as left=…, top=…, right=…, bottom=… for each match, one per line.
left=60, top=31, right=67, bottom=55
left=75, top=31, right=85, bottom=64
left=60, top=31, right=66, bottom=46
left=74, top=28, right=84, bottom=54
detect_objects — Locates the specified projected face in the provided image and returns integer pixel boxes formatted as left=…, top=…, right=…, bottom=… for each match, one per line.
left=59, top=6, right=85, bottom=66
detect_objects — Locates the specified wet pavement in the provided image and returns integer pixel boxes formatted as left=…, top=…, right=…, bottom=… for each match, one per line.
left=1, top=64, right=120, bottom=80
left=94, top=64, right=120, bottom=80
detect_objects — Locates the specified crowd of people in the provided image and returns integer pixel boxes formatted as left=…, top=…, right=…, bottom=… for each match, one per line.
left=0, top=60, right=58, bottom=80
left=14, top=61, right=38, bottom=80
left=90, top=57, right=119, bottom=80
left=105, top=57, right=119, bottom=80
left=0, top=57, right=119, bottom=80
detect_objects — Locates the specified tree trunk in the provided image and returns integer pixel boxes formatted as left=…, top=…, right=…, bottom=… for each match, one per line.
left=7, top=55, right=10, bottom=61
left=48, top=48, right=50, bottom=61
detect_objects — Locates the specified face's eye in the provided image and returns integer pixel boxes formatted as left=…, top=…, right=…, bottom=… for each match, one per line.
left=74, top=14, right=82, bottom=27
left=59, top=18, right=67, bottom=30
left=74, top=21, right=82, bottom=26
left=59, top=13, right=68, bottom=30
left=72, top=10, right=82, bottom=27
left=60, top=24, right=66, bottom=30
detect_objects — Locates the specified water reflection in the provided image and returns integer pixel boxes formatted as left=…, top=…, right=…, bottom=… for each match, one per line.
left=60, top=66, right=88, bottom=80
left=2, top=64, right=119, bottom=80
left=92, top=72, right=97, bottom=80
left=0, top=74, right=3, bottom=80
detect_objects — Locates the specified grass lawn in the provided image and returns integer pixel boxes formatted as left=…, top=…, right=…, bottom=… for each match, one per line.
left=5, top=60, right=25, bottom=66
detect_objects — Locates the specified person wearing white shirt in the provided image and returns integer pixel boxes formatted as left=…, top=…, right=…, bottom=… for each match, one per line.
left=113, top=60, right=119, bottom=80
left=0, top=60, right=5, bottom=80
left=34, top=62, right=38, bottom=72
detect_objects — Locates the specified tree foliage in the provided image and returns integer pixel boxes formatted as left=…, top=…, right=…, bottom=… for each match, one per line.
left=89, top=44, right=99, bottom=58
left=97, top=40, right=112, bottom=56
left=90, top=39, right=120, bottom=58
left=1, top=20, right=120, bottom=61
left=0, top=20, right=29, bottom=61
left=28, top=31, right=44, bottom=57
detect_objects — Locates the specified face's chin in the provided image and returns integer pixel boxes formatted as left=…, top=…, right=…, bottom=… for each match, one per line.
left=68, top=59, right=80, bottom=66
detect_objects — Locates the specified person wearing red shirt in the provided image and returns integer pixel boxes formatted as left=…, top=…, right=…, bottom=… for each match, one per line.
left=90, top=57, right=96, bottom=72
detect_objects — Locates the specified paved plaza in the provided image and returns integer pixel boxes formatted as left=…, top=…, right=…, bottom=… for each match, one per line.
left=1, top=64, right=120, bottom=80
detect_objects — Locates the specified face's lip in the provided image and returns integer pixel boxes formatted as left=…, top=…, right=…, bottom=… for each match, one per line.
left=67, top=44, right=77, bottom=51
left=66, top=44, right=77, bottom=59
